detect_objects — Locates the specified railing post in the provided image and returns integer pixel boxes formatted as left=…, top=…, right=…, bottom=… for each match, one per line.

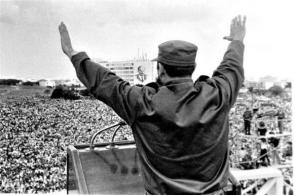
left=264, top=176, right=283, bottom=195
left=275, top=176, right=283, bottom=195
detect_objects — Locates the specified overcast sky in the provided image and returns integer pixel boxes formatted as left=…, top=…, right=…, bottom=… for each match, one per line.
left=0, top=0, right=293, bottom=81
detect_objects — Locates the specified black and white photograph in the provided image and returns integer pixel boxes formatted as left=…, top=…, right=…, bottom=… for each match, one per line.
left=0, top=0, right=293, bottom=194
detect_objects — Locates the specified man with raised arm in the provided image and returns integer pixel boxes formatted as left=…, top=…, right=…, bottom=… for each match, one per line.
left=59, top=15, right=246, bottom=195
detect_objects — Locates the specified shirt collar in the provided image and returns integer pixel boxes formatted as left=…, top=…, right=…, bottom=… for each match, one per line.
left=164, top=78, right=193, bottom=86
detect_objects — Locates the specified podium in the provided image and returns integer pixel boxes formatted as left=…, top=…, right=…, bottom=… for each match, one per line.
left=67, top=142, right=144, bottom=194
left=67, top=122, right=144, bottom=194
left=67, top=122, right=241, bottom=195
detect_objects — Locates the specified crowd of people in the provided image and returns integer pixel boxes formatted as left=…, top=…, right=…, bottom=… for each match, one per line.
left=0, top=87, right=292, bottom=193
left=0, top=94, right=132, bottom=193
left=229, top=92, right=292, bottom=168
left=228, top=91, right=292, bottom=193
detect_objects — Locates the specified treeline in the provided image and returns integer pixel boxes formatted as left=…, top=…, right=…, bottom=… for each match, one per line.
left=22, top=81, right=39, bottom=86
left=0, top=79, right=22, bottom=85
left=0, top=79, right=39, bottom=86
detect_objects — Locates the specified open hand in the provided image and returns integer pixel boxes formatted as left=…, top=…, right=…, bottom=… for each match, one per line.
left=58, top=22, right=75, bottom=57
left=224, top=15, right=246, bottom=42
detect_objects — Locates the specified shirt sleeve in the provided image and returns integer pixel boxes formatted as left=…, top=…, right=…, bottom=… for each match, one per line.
left=211, top=40, right=245, bottom=107
left=71, top=52, right=142, bottom=125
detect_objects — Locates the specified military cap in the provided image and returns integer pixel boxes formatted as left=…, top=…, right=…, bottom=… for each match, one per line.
left=152, top=40, right=197, bottom=67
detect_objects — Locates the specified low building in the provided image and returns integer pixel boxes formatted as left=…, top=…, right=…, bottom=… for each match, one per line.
left=53, top=79, right=82, bottom=87
left=38, top=79, right=55, bottom=87
left=244, top=81, right=265, bottom=89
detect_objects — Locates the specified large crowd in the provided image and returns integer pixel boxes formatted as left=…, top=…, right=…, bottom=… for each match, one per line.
left=228, top=92, right=292, bottom=168
left=228, top=92, right=292, bottom=192
left=0, top=94, right=132, bottom=193
left=0, top=87, right=292, bottom=193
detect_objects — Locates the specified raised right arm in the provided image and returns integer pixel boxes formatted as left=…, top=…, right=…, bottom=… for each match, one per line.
left=212, top=15, right=246, bottom=107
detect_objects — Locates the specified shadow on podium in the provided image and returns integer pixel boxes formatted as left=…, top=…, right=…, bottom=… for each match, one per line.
left=67, top=141, right=144, bottom=195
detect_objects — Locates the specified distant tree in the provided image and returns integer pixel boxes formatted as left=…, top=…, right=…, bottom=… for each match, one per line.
left=22, top=81, right=34, bottom=86
left=248, top=86, right=254, bottom=93
left=268, top=85, right=284, bottom=96
left=51, top=85, right=81, bottom=100
left=22, top=81, right=38, bottom=86
left=285, top=82, right=291, bottom=89
left=79, top=89, right=91, bottom=96
left=0, top=79, right=21, bottom=85
left=50, top=86, right=64, bottom=98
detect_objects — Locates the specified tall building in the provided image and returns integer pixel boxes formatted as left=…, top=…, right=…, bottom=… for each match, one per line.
left=94, top=59, right=155, bottom=85
left=106, top=61, right=136, bottom=84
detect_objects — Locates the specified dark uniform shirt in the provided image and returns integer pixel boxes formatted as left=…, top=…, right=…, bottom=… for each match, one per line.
left=276, top=111, right=285, bottom=120
left=243, top=110, right=253, bottom=121
left=71, top=40, right=244, bottom=194
left=258, top=127, right=267, bottom=136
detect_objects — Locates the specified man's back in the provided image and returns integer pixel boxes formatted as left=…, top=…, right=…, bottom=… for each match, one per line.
left=132, top=71, right=237, bottom=194
left=136, top=78, right=229, bottom=172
